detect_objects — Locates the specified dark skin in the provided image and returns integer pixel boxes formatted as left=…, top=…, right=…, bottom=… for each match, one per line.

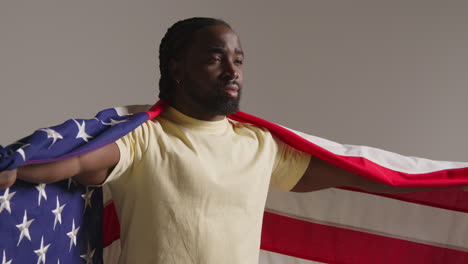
left=170, top=25, right=244, bottom=121
left=0, top=25, right=462, bottom=193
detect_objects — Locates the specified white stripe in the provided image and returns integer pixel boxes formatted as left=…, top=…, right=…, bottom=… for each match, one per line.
left=259, top=250, right=326, bottom=264
left=115, top=105, right=151, bottom=116
left=103, top=185, right=112, bottom=204
left=285, top=127, right=468, bottom=174
left=266, top=188, right=468, bottom=250
left=103, top=239, right=121, bottom=264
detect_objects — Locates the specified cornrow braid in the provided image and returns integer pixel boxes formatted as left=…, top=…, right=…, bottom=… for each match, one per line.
left=158, top=17, right=231, bottom=101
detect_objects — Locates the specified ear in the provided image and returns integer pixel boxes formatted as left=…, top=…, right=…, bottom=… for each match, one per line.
left=169, top=59, right=183, bottom=82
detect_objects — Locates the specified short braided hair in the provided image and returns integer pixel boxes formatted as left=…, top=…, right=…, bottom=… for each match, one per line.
left=158, top=17, right=231, bottom=101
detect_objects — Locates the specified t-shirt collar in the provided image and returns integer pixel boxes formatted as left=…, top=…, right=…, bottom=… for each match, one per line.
left=160, top=106, right=229, bottom=132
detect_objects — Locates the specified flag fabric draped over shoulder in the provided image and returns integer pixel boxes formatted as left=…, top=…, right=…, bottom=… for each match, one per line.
left=1, top=101, right=468, bottom=263
left=0, top=103, right=163, bottom=263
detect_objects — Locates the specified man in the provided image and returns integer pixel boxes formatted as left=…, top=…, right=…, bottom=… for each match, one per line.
left=0, top=17, right=453, bottom=263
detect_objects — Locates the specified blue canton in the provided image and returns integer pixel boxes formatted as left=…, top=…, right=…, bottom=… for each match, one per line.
left=0, top=107, right=151, bottom=263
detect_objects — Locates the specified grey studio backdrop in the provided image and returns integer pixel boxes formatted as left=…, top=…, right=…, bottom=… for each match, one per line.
left=1, top=0, right=468, bottom=163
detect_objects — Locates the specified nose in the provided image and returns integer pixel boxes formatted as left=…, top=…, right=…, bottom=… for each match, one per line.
left=222, top=61, right=240, bottom=80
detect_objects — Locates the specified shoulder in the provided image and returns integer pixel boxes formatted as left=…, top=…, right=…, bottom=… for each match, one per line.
left=229, top=119, right=271, bottom=134
left=118, top=119, right=162, bottom=147
left=227, top=119, right=282, bottom=154
left=229, top=119, right=275, bottom=140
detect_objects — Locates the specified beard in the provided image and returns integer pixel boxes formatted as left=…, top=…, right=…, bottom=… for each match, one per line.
left=186, top=83, right=242, bottom=116
left=205, top=90, right=241, bottom=115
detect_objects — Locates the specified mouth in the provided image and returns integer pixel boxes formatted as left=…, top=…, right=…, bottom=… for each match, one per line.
left=223, top=84, right=239, bottom=98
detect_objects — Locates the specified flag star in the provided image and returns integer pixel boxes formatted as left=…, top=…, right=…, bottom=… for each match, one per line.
left=0, top=188, right=16, bottom=214
left=66, top=219, right=80, bottom=251
left=101, top=118, right=129, bottom=126
left=36, top=184, right=47, bottom=206
left=17, top=149, right=26, bottom=161
left=51, top=196, right=66, bottom=230
left=67, top=178, right=76, bottom=190
left=73, top=120, right=93, bottom=142
left=34, top=236, right=51, bottom=264
left=16, top=210, right=34, bottom=246
left=2, top=250, right=12, bottom=264
left=39, top=128, right=64, bottom=149
left=15, top=143, right=30, bottom=161
left=81, top=188, right=94, bottom=211
left=80, top=242, right=95, bottom=264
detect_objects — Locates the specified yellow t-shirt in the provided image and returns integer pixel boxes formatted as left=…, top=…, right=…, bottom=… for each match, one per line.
left=105, top=106, right=311, bottom=264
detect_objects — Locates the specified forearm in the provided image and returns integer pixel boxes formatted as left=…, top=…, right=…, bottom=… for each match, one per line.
left=3, top=142, right=118, bottom=187
left=292, top=157, right=453, bottom=194
left=17, top=157, right=81, bottom=184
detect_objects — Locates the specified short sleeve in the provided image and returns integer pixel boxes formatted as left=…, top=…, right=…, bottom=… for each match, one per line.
left=102, top=123, right=148, bottom=185
left=270, top=138, right=311, bottom=191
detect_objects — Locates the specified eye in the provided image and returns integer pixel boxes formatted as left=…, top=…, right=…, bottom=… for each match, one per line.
left=208, top=57, right=222, bottom=63
left=235, top=59, right=244, bottom=65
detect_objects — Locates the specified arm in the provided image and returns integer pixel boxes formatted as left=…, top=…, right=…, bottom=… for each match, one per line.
left=0, top=169, right=16, bottom=189
left=291, top=157, right=446, bottom=193
left=0, top=142, right=119, bottom=189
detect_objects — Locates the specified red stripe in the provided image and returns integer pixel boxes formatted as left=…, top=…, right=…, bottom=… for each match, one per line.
left=229, top=110, right=468, bottom=188
left=146, top=100, right=168, bottom=119
left=340, top=187, right=468, bottom=213
left=261, top=211, right=468, bottom=264
left=102, top=202, right=120, bottom=247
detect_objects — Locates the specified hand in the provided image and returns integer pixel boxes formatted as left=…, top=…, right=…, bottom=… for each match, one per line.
left=0, top=169, right=17, bottom=189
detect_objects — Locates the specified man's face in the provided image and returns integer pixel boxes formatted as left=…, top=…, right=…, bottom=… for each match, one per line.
left=173, top=25, right=244, bottom=117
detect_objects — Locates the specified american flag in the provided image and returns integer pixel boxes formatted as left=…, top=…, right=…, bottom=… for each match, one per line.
left=0, top=103, right=161, bottom=263
left=2, top=101, right=468, bottom=263
left=0, top=180, right=103, bottom=264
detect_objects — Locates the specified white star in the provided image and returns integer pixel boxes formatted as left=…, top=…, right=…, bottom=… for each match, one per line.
left=39, top=128, right=64, bottom=149
left=34, top=236, right=51, bottom=264
left=67, top=219, right=80, bottom=251
left=80, top=242, right=95, bottom=264
left=51, top=196, right=66, bottom=230
left=0, top=188, right=16, bottom=214
left=81, top=188, right=94, bottom=211
left=16, top=210, right=34, bottom=246
left=36, top=184, right=47, bottom=206
left=2, top=250, right=12, bottom=264
left=101, top=118, right=129, bottom=126
left=16, top=143, right=30, bottom=161
left=73, top=120, right=93, bottom=142
left=67, top=178, right=76, bottom=190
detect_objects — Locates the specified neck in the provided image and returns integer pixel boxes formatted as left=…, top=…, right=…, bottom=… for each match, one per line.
left=170, top=98, right=226, bottom=122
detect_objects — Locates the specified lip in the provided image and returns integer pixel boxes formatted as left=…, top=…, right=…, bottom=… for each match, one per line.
left=224, top=85, right=239, bottom=97
left=224, top=84, right=239, bottom=91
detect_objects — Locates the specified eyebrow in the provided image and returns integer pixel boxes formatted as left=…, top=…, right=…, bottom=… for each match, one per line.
left=207, top=47, right=244, bottom=56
